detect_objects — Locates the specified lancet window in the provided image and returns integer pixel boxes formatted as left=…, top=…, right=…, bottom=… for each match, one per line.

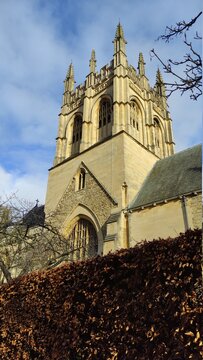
left=67, top=219, right=98, bottom=260
left=72, top=115, right=82, bottom=154
left=98, top=98, right=112, bottom=140
left=78, top=169, right=86, bottom=190
left=99, top=99, right=111, bottom=128
left=130, top=100, right=140, bottom=131
left=153, top=117, right=164, bottom=157
left=154, top=118, right=161, bottom=148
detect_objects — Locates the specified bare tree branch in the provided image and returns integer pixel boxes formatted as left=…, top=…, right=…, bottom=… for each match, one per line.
left=157, top=12, right=202, bottom=42
left=0, top=196, right=96, bottom=283
left=0, top=257, right=12, bottom=282
left=151, top=12, right=202, bottom=100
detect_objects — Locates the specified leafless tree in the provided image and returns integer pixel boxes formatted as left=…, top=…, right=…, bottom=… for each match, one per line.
left=151, top=12, right=202, bottom=100
left=0, top=195, right=89, bottom=283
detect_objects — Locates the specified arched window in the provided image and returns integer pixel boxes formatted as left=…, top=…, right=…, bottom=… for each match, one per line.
left=75, top=168, right=86, bottom=191
left=98, top=98, right=112, bottom=140
left=154, top=118, right=161, bottom=148
left=153, top=118, right=164, bottom=157
left=72, top=115, right=82, bottom=154
left=67, top=219, right=98, bottom=260
left=130, top=100, right=140, bottom=131
left=79, top=169, right=86, bottom=190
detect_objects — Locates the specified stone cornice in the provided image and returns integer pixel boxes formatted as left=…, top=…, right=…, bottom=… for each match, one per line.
left=50, top=130, right=159, bottom=171
left=127, top=190, right=202, bottom=213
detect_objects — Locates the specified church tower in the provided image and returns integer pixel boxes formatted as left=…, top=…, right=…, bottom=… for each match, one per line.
left=45, top=24, right=175, bottom=258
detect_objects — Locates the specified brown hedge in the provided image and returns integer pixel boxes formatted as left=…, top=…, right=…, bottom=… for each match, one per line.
left=0, top=229, right=202, bottom=360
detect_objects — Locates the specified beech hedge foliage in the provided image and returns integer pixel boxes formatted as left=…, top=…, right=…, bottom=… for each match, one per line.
left=0, top=229, right=202, bottom=359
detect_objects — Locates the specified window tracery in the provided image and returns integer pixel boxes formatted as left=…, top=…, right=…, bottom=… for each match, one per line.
left=98, top=98, right=112, bottom=140
left=72, top=115, right=82, bottom=154
left=154, top=118, right=161, bottom=148
left=130, top=100, right=140, bottom=131
left=67, top=219, right=98, bottom=260
left=153, top=117, right=164, bottom=157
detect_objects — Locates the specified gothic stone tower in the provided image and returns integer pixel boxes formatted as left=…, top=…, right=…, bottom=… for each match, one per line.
left=45, top=23, right=175, bottom=258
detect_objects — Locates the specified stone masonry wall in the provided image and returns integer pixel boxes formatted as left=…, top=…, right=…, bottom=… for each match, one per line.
left=188, top=194, right=202, bottom=229
left=51, top=172, right=116, bottom=237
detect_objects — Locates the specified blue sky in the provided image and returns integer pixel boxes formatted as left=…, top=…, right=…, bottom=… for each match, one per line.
left=0, top=0, right=202, bottom=204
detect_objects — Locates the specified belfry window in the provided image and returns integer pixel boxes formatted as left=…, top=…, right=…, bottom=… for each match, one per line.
left=130, top=100, right=140, bottom=130
left=72, top=115, right=82, bottom=143
left=67, top=219, right=98, bottom=260
left=154, top=118, right=161, bottom=148
left=98, top=98, right=112, bottom=140
left=72, top=115, right=82, bottom=154
left=153, top=117, right=164, bottom=158
left=99, top=99, right=112, bottom=128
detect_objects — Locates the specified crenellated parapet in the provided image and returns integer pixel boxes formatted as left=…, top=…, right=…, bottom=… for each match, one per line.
left=63, top=61, right=114, bottom=109
left=95, top=62, right=114, bottom=86
left=54, top=22, right=174, bottom=166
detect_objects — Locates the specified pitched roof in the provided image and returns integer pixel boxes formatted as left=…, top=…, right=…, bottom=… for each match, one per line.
left=23, top=205, right=45, bottom=227
left=128, top=144, right=202, bottom=210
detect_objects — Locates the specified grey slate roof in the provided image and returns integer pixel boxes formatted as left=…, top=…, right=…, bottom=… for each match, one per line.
left=107, top=212, right=120, bottom=224
left=128, top=144, right=202, bottom=210
left=23, top=205, right=45, bottom=227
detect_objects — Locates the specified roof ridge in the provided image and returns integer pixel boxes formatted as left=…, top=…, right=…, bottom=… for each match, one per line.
left=160, top=143, right=202, bottom=163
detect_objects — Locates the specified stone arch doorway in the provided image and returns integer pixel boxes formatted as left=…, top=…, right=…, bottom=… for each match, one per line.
left=67, top=217, right=98, bottom=261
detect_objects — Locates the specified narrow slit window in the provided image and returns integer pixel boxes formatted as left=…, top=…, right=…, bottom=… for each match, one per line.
left=78, top=169, right=86, bottom=190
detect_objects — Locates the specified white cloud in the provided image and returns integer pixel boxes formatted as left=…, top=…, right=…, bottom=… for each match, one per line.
left=0, top=83, right=59, bottom=146
left=0, top=165, right=47, bottom=205
left=0, top=0, right=202, bottom=203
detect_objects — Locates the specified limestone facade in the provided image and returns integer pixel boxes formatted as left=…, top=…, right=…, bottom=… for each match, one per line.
left=45, top=23, right=201, bottom=258
left=128, top=194, right=202, bottom=247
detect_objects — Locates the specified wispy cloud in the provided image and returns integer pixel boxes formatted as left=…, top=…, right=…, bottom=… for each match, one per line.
left=0, top=165, right=47, bottom=204
left=0, top=0, right=202, bottom=203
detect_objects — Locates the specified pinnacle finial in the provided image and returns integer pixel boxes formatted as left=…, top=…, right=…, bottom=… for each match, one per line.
left=89, top=49, right=96, bottom=73
left=91, top=49, right=96, bottom=60
left=113, top=22, right=127, bottom=64
left=156, top=68, right=163, bottom=83
left=66, top=62, right=74, bottom=79
left=64, top=62, right=75, bottom=92
left=139, top=52, right=144, bottom=63
left=155, top=68, right=166, bottom=97
left=115, top=22, right=126, bottom=42
left=138, top=52, right=145, bottom=76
